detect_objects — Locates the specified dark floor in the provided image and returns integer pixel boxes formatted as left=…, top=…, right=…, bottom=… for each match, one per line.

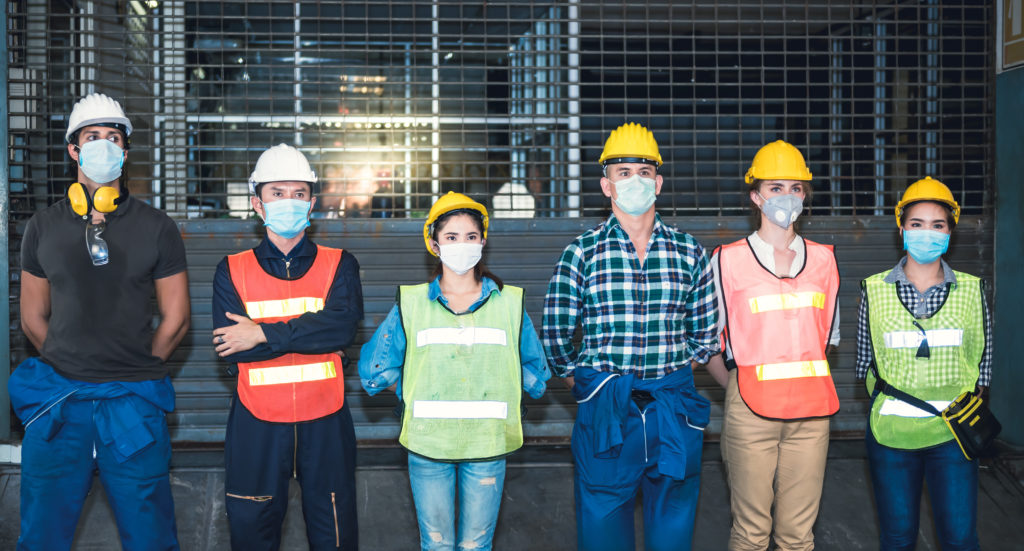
left=2, top=441, right=1024, bottom=550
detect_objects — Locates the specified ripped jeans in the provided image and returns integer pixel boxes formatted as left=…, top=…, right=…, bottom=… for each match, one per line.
left=407, top=453, right=506, bottom=551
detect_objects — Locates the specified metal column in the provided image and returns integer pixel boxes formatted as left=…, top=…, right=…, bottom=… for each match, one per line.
left=1, top=0, right=11, bottom=440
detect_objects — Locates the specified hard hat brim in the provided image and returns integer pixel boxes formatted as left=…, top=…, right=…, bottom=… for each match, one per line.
left=66, top=117, right=133, bottom=143
left=600, top=157, right=661, bottom=167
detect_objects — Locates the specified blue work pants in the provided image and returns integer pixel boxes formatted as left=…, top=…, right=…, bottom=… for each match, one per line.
left=18, top=396, right=178, bottom=551
left=865, top=431, right=980, bottom=551
left=224, top=398, right=358, bottom=551
left=572, top=400, right=703, bottom=551
left=407, top=453, right=506, bottom=551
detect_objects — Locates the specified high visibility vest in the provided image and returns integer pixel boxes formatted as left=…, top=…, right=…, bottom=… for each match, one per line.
left=717, top=238, right=840, bottom=419
left=227, top=246, right=345, bottom=423
left=398, top=283, right=524, bottom=461
left=863, top=271, right=984, bottom=449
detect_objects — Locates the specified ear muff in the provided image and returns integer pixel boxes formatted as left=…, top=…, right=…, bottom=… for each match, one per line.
left=93, top=186, right=120, bottom=213
left=68, top=182, right=122, bottom=217
left=68, top=182, right=91, bottom=217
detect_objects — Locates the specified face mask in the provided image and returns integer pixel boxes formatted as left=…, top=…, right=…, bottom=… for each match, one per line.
left=611, top=174, right=657, bottom=216
left=903, top=229, right=950, bottom=264
left=261, top=198, right=311, bottom=238
left=78, top=139, right=125, bottom=184
left=438, top=242, right=483, bottom=275
left=758, top=192, right=804, bottom=229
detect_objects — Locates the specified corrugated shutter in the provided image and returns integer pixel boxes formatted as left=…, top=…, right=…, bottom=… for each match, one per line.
left=10, top=216, right=989, bottom=443
left=5, top=0, right=997, bottom=442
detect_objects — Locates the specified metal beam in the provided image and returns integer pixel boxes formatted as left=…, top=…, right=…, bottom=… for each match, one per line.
left=1, top=0, right=12, bottom=440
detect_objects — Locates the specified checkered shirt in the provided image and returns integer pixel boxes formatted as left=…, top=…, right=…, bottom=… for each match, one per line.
left=542, top=214, right=719, bottom=379
left=855, top=258, right=993, bottom=386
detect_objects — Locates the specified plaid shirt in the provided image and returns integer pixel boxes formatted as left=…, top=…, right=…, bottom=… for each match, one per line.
left=855, top=257, right=993, bottom=386
left=542, top=214, right=719, bottom=379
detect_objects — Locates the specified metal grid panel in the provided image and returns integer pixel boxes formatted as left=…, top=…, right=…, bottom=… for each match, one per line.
left=6, top=0, right=993, bottom=219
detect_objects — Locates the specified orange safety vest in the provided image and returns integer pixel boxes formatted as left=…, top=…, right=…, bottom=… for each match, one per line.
left=717, top=238, right=840, bottom=419
left=227, top=245, right=345, bottom=423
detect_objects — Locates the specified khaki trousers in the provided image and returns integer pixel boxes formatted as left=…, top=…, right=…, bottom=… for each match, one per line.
left=721, top=369, right=830, bottom=551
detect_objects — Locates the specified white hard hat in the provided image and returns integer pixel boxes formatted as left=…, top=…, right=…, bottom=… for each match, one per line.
left=65, top=93, right=133, bottom=143
left=248, top=144, right=318, bottom=194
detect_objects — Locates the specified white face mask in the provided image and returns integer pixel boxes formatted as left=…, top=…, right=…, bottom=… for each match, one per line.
left=438, top=242, right=483, bottom=275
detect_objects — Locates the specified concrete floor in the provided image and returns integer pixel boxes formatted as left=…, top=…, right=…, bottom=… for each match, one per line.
left=2, top=441, right=1024, bottom=550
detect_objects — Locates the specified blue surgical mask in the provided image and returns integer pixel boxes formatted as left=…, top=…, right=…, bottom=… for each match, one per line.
left=612, top=174, right=657, bottom=216
left=261, top=198, right=312, bottom=238
left=903, top=229, right=950, bottom=264
left=78, top=139, right=125, bottom=184
left=758, top=192, right=804, bottom=229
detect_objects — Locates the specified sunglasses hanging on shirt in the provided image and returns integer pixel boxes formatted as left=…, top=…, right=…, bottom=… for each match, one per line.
left=912, top=320, right=930, bottom=359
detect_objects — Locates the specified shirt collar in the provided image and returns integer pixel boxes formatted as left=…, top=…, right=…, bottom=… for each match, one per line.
left=884, top=256, right=957, bottom=287
left=254, top=234, right=316, bottom=260
left=747, top=231, right=803, bottom=253
left=603, top=212, right=669, bottom=240
left=427, top=275, right=500, bottom=307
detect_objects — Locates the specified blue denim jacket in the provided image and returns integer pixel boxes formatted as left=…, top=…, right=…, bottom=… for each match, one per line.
left=572, top=366, right=709, bottom=480
left=9, top=357, right=175, bottom=463
left=359, top=276, right=550, bottom=400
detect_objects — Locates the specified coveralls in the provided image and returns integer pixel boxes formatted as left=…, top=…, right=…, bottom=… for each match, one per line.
left=213, top=236, right=363, bottom=551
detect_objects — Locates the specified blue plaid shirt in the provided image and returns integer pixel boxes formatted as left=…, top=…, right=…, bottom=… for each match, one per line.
left=542, top=214, right=719, bottom=379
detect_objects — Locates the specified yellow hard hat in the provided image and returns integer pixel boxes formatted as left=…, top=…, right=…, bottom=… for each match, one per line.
left=744, top=140, right=812, bottom=184
left=895, top=176, right=960, bottom=227
left=598, top=122, right=662, bottom=167
left=423, top=191, right=489, bottom=256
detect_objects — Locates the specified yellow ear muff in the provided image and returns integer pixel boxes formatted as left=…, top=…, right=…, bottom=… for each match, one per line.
left=68, top=183, right=121, bottom=216
left=68, top=183, right=91, bottom=217
left=92, top=186, right=120, bottom=213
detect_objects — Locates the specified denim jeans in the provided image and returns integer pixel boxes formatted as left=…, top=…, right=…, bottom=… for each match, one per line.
left=19, top=397, right=179, bottom=551
left=865, top=431, right=980, bottom=551
left=407, top=453, right=506, bottom=551
left=572, top=399, right=703, bottom=551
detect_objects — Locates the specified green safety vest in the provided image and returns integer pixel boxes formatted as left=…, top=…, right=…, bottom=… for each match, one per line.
left=398, top=283, right=524, bottom=461
left=863, top=270, right=984, bottom=450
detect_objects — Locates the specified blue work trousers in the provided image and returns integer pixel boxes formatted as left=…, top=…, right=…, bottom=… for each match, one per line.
left=407, top=453, right=506, bottom=551
left=18, top=397, right=178, bottom=551
left=224, top=398, right=358, bottom=551
left=572, top=400, right=703, bottom=551
left=865, top=431, right=980, bottom=551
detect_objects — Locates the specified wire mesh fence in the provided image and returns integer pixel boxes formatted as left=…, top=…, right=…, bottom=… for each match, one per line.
left=6, top=0, right=993, bottom=220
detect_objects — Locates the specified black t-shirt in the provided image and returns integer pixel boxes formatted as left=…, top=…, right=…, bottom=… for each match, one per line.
left=21, top=195, right=188, bottom=382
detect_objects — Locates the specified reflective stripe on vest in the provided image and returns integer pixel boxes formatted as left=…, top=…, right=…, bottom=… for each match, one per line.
left=756, top=360, right=830, bottom=381
left=877, top=397, right=952, bottom=418
left=248, top=361, right=336, bottom=386
left=413, top=400, right=509, bottom=419
left=415, top=327, right=508, bottom=347
left=398, top=282, right=524, bottom=461
left=245, top=297, right=324, bottom=321
left=717, top=238, right=840, bottom=419
left=227, top=245, right=345, bottom=423
left=748, top=291, right=826, bottom=314
left=863, top=270, right=984, bottom=450
left=883, top=329, right=963, bottom=349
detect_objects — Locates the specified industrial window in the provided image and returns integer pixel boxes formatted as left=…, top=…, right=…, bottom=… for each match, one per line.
left=6, top=1, right=993, bottom=219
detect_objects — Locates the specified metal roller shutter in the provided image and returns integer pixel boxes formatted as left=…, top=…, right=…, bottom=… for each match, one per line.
left=5, top=1, right=995, bottom=443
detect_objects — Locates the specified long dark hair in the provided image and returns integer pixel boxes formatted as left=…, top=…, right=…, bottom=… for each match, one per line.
left=430, top=208, right=504, bottom=290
